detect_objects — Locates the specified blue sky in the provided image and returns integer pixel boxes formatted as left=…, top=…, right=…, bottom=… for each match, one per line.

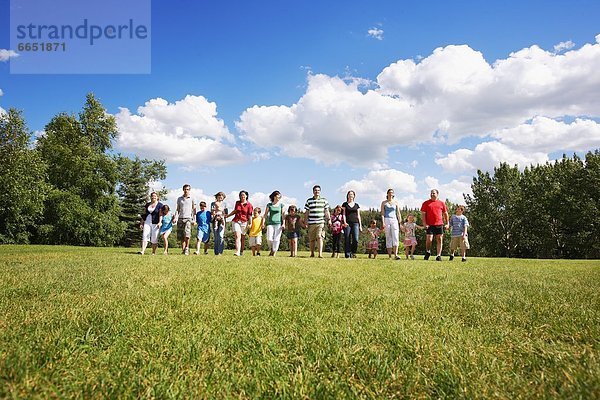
left=1, top=0, right=600, bottom=211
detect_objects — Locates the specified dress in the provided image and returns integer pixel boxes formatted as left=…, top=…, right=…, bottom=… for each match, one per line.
left=403, top=221, right=418, bottom=246
left=367, top=227, right=381, bottom=250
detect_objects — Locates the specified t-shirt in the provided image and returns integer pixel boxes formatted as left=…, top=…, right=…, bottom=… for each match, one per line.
left=403, top=222, right=417, bottom=239
left=450, top=214, right=469, bottom=237
left=304, top=197, right=329, bottom=225
left=265, top=202, right=284, bottom=225
left=160, top=213, right=173, bottom=233
left=249, top=216, right=263, bottom=237
left=196, top=210, right=211, bottom=233
left=420, top=199, right=447, bottom=226
left=285, top=214, right=302, bottom=233
left=177, top=196, right=195, bottom=220
left=342, top=202, right=360, bottom=224
left=233, top=201, right=253, bottom=223
left=330, top=214, right=345, bottom=234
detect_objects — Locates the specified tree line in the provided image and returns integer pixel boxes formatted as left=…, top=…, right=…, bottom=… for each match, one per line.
left=1, top=94, right=598, bottom=258
left=0, top=94, right=165, bottom=246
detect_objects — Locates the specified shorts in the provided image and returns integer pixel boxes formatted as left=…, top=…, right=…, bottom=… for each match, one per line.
left=197, top=228, right=210, bottom=243
left=249, top=235, right=262, bottom=246
left=308, top=223, right=325, bottom=242
left=233, top=221, right=248, bottom=234
left=287, top=231, right=299, bottom=240
left=450, top=236, right=470, bottom=252
left=426, top=225, right=444, bottom=235
left=403, top=237, right=417, bottom=246
left=177, top=219, right=192, bottom=241
left=143, top=223, right=159, bottom=244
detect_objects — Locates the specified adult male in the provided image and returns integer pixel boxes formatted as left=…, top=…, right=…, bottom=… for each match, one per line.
left=420, top=189, right=449, bottom=261
left=304, top=185, right=331, bottom=258
left=174, top=184, right=196, bottom=255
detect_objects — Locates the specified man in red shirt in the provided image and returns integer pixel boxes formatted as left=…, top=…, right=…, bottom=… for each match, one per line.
left=420, top=189, right=449, bottom=261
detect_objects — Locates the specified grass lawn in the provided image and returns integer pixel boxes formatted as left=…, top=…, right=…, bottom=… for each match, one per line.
left=1, top=245, right=599, bottom=398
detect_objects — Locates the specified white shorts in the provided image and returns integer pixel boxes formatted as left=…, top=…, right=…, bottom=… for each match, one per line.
left=249, top=236, right=262, bottom=246
left=143, top=223, right=159, bottom=244
left=233, top=221, right=248, bottom=234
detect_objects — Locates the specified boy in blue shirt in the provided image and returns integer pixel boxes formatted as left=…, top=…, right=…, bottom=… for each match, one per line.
left=449, top=205, right=470, bottom=262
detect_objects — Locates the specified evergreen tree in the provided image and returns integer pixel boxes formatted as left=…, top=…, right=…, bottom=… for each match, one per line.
left=117, top=156, right=167, bottom=247
left=0, top=109, right=48, bottom=243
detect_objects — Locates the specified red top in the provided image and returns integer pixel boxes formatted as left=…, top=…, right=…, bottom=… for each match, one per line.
left=420, top=199, right=447, bottom=226
left=233, top=201, right=253, bottom=223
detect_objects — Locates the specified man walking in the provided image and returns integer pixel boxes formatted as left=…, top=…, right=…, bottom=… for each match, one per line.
left=420, top=189, right=449, bottom=261
left=304, top=185, right=331, bottom=258
left=175, top=184, right=196, bottom=255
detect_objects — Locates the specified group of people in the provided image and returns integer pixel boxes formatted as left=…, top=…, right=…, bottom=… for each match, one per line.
left=139, top=185, right=470, bottom=262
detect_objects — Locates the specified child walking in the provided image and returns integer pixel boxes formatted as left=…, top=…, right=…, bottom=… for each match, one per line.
left=401, top=213, right=423, bottom=260
left=284, top=205, right=304, bottom=257
left=330, top=205, right=345, bottom=258
left=194, top=201, right=211, bottom=255
left=449, top=205, right=470, bottom=262
left=367, top=220, right=382, bottom=259
left=248, top=207, right=264, bottom=256
left=211, top=192, right=228, bottom=255
left=158, top=204, right=173, bottom=255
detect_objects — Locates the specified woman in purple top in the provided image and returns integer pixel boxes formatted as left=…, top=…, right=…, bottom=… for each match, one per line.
left=342, top=190, right=363, bottom=258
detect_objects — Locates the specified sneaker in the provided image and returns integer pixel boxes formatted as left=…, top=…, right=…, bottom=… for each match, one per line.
left=184, top=248, right=189, bottom=256
left=449, top=254, right=454, bottom=261
left=462, top=258, right=467, bottom=262
left=193, top=250, right=199, bottom=255
left=395, top=256, right=402, bottom=260
left=410, top=255, right=415, bottom=260
left=257, top=252, right=261, bottom=256
left=424, top=251, right=431, bottom=261
left=233, top=252, right=240, bottom=256
left=435, top=255, right=442, bottom=261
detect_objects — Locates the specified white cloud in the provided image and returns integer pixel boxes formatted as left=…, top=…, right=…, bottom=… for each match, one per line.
left=115, top=95, right=245, bottom=167
left=423, top=177, right=472, bottom=205
left=436, top=141, right=548, bottom=173
left=338, top=169, right=417, bottom=208
left=0, top=89, right=3, bottom=96
left=492, top=116, right=600, bottom=153
left=238, top=36, right=600, bottom=168
left=554, top=40, right=575, bottom=53
left=0, top=49, right=19, bottom=62
left=367, top=28, right=384, bottom=41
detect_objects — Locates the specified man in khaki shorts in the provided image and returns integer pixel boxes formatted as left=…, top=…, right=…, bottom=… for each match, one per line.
left=175, top=184, right=195, bottom=255
left=303, top=185, right=331, bottom=258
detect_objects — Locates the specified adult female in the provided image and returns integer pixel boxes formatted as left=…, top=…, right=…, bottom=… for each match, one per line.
left=139, top=192, right=163, bottom=255
left=227, top=190, right=253, bottom=256
left=342, top=190, right=362, bottom=258
left=262, top=190, right=285, bottom=256
left=380, top=188, right=402, bottom=260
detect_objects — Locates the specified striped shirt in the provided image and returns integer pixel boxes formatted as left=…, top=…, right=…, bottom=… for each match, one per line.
left=304, top=196, right=329, bottom=224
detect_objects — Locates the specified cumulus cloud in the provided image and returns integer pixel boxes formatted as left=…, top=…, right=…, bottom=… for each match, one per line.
left=0, top=49, right=19, bottom=62
left=436, top=141, right=548, bottom=173
left=115, top=95, right=245, bottom=167
left=423, top=176, right=473, bottom=205
left=337, top=169, right=417, bottom=208
left=238, top=35, right=600, bottom=168
left=0, top=89, right=3, bottom=96
left=367, top=28, right=384, bottom=40
left=554, top=40, right=575, bottom=53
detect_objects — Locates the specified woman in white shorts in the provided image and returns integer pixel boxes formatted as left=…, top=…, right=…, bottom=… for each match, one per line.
left=227, top=190, right=253, bottom=256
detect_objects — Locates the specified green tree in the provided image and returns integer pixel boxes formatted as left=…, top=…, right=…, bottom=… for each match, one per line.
left=117, top=156, right=167, bottom=247
left=36, top=94, right=123, bottom=246
left=0, top=109, right=48, bottom=243
left=465, top=163, right=522, bottom=257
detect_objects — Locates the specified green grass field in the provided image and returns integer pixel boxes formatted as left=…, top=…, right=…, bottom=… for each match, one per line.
left=1, top=246, right=599, bottom=399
